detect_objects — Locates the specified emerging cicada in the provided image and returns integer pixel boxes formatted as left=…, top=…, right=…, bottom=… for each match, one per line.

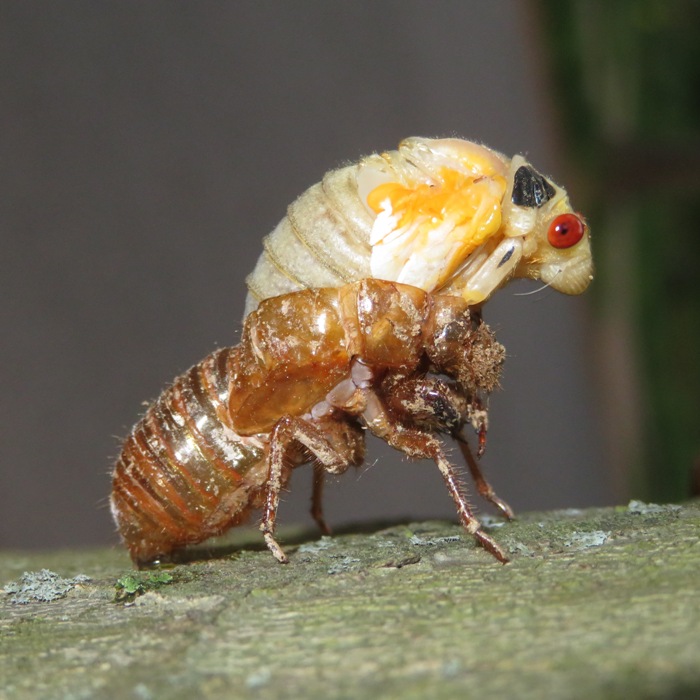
left=245, top=136, right=593, bottom=314
left=111, top=280, right=509, bottom=566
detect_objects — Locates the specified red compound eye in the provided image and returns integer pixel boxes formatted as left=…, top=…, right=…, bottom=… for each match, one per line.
left=547, top=213, right=585, bottom=249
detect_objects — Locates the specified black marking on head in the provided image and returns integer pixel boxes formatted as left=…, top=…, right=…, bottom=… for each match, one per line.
left=512, top=165, right=556, bottom=208
left=497, top=244, right=515, bottom=268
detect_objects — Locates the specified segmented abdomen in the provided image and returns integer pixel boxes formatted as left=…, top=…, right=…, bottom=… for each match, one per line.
left=244, top=165, right=374, bottom=315
left=110, top=348, right=267, bottom=565
left=242, top=138, right=512, bottom=316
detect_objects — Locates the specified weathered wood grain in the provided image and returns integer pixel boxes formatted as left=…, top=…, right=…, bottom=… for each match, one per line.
left=1, top=501, right=699, bottom=699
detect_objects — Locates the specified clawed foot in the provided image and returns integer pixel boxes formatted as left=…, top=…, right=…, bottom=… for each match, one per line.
left=311, top=508, right=333, bottom=536
left=490, top=494, right=515, bottom=522
left=474, top=528, right=510, bottom=564
left=262, top=531, right=289, bottom=564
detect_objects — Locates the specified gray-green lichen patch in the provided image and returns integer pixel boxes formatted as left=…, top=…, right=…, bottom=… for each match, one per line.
left=3, top=569, right=91, bottom=604
left=564, top=530, right=611, bottom=550
left=409, top=533, right=461, bottom=546
left=627, top=499, right=682, bottom=515
left=296, top=535, right=336, bottom=555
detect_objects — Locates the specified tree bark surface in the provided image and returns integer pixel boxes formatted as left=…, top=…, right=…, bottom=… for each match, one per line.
left=1, top=501, right=699, bottom=699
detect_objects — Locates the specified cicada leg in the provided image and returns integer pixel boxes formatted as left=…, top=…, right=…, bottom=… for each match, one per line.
left=262, top=415, right=363, bottom=563
left=310, top=465, right=332, bottom=536
left=460, top=238, right=524, bottom=305
left=381, top=373, right=513, bottom=522
left=362, top=393, right=509, bottom=564
left=396, top=427, right=509, bottom=563
left=456, top=433, right=515, bottom=521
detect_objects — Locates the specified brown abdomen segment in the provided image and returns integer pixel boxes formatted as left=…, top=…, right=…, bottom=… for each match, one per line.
left=110, top=348, right=267, bottom=565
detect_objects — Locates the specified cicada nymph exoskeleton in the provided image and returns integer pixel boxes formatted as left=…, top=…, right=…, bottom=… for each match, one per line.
left=111, top=280, right=509, bottom=566
left=245, top=136, right=593, bottom=315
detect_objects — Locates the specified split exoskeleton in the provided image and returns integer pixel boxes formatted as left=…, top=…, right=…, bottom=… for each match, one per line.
left=111, top=280, right=510, bottom=566
left=245, top=136, right=593, bottom=314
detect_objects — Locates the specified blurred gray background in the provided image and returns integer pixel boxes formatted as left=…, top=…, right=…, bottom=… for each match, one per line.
left=1, top=1, right=611, bottom=552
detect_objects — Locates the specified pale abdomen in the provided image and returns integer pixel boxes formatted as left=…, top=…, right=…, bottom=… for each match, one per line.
left=244, top=165, right=375, bottom=315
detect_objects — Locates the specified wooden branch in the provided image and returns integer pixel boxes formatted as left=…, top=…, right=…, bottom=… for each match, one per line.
left=2, top=501, right=699, bottom=699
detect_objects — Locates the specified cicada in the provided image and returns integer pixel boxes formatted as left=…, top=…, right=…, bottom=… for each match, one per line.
left=111, top=280, right=509, bottom=566
left=245, top=136, right=593, bottom=315
left=112, top=137, right=593, bottom=568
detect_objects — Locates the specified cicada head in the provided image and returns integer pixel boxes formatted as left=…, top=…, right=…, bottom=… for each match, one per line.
left=503, top=156, right=593, bottom=295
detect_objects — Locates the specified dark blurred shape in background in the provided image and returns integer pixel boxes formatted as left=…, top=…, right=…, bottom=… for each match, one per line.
left=539, top=0, right=700, bottom=501
left=1, top=2, right=697, bottom=551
